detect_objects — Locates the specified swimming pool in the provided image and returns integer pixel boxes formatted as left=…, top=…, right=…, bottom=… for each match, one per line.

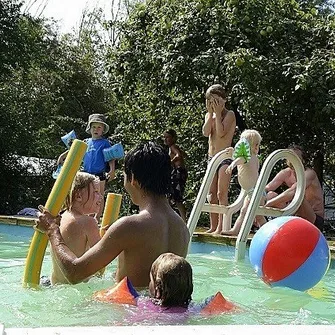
left=1, top=223, right=335, bottom=328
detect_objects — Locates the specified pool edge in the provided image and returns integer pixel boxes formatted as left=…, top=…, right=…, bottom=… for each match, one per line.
left=2, top=324, right=335, bottom=335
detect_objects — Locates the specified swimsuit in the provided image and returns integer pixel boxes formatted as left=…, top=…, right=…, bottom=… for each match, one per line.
left=314, top=214, right=324, bottom=231
left=207, top=156, right=234, bottom=172
left=83, top=138, right=112, bottom=178
left=169, top=166, right=188, bottom=203
left=246, top=187, right=267, bottom=199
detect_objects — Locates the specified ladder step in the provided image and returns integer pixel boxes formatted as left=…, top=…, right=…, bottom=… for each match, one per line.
left=256, top=206, right=285, bottom=216
left=202, top=203, right=229, bottom=214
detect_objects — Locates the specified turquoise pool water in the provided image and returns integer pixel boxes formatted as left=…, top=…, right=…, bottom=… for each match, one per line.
left=1, top=223, right=335, bottom=327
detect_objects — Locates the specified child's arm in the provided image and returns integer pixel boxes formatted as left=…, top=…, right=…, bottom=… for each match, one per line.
left=106, top=160, right=116, bottom=180
left=225, top=157, right=245, bottom=175
left=202, top=112, right=213, bottom=137
left=265, top=169, right=290, bottom=192
left=170, top=145, right=182, bottom=163
left=57, top=150, right=69, bottom=165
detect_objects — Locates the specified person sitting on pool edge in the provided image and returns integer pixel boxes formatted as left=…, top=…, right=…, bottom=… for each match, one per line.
left=35, top=141, right=190, bottom=288
left=265, top=144, right=324, bottom=231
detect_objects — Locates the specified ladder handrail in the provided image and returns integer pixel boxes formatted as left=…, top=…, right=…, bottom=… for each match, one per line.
left=187, top=149, right=231, bottom=239
left=187, top=149, right=245, bottom=249
left=234, top=149, right=306, bottom=260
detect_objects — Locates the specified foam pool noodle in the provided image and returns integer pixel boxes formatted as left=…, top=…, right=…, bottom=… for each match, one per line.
left=98, top=193, right=122, bottom=275
left=23, top=139, right=87, bottom=288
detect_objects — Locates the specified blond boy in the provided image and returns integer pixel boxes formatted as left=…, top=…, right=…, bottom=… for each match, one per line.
left=202, top=84, right=236, bottom=233
left=222, top=129, right=265, bottom=236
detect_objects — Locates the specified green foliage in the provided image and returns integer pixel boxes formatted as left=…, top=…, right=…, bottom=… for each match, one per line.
left=102, top=0, right=335, bottom=222
left=0, top=3, right=116, bottom=213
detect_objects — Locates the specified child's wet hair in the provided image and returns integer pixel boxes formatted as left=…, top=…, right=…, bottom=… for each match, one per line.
left=64, top=172, right=99, bottom=210
left=124, top=141, right=171, bottom=196
left=206, top=84, right=227, bottom=100
left=150, top=253, right=193, bottom=307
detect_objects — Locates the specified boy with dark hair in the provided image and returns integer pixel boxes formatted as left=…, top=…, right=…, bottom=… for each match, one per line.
left=163, top=129, right=188, bottom=222
left=35, top=141, right=190, bottom=288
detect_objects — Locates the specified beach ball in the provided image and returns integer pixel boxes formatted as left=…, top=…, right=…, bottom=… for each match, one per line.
left=249, top=216, right=330, bottom=291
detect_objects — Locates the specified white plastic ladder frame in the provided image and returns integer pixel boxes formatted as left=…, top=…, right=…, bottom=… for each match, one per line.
left=235, top=149, right=306, bottom=260
left=187, top=149, right=246, bottom=240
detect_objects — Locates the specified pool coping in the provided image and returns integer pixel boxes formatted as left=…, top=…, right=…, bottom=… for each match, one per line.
left=0, top=215, right=36, bottom=227
left=2, top=325, right=335, bottom=335
left=192, top=231, right=335, bottom=258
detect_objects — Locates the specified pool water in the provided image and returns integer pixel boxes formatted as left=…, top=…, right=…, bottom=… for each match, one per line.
left=1, top=224, right=335, bottom=327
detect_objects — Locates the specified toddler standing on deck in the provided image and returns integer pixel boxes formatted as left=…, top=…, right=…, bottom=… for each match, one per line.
left=57, top=114, right=116, bottom=220
left=221, top=129, right=266, bottom=236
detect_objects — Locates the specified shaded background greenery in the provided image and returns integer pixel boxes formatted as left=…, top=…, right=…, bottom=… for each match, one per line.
left=0, top=0, right=334, bottom=226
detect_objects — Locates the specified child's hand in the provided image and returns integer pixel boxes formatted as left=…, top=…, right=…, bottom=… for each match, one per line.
left=212, top=97, right=224, bottom=113
left=106, top=170, right=115, bottom=181
left=223, top=147, right=234, bottom=156
left=225, top=164, right=234, bottom=175
left=34, top=205, right=60, bottom=233
left=206, top=99, right=214, bottom=114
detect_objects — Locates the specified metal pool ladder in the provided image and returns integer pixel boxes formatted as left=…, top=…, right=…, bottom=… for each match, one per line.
left=187, top=149, right=306, bottom=261
left=187, top=149, right=246, bottom=239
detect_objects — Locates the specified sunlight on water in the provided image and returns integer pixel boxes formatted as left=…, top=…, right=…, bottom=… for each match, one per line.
left=1, top=223, right=335, bottom=327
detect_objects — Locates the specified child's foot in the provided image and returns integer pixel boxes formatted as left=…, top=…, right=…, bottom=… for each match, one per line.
left=221, top=229, right=239, bottom=236
left=205, top=228, right=217, bottom=233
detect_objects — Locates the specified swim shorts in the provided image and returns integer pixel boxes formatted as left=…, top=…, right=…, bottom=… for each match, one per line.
left=207, top=156, right=234, bottom=172
left=94, top=172, right=107, bottom=181
left=169, top=166, right=188, bottom=203
left=314, top=214, right=324, bottom=231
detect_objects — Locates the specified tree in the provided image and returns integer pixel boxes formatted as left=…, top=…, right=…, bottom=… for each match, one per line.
left=105, top=0, right=335, bottom=207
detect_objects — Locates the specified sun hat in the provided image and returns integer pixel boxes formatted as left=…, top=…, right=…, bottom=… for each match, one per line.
left=85, top=114, right=110, bottom=134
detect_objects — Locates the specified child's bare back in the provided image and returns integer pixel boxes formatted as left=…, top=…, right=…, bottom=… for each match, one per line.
left=115, top=200, right=189, bottom=287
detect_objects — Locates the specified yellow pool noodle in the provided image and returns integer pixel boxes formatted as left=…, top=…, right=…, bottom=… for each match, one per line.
left=23, top=139, right=87, bottom=288
left=100, top=193, right=122, bottom=237
left=98, top=193, right=122, bottom=275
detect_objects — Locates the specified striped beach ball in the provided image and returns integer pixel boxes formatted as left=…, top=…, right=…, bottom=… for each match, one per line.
left=249, top=216, right=330, bottom=291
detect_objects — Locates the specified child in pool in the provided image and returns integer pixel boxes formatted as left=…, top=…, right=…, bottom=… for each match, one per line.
left=221, top=129, right=266, bottom=236
left=148, top=252, right=193, bottom=310
left=48, top=172, right=102, bottom=284
left=94, top=252, right=236, bottom=324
